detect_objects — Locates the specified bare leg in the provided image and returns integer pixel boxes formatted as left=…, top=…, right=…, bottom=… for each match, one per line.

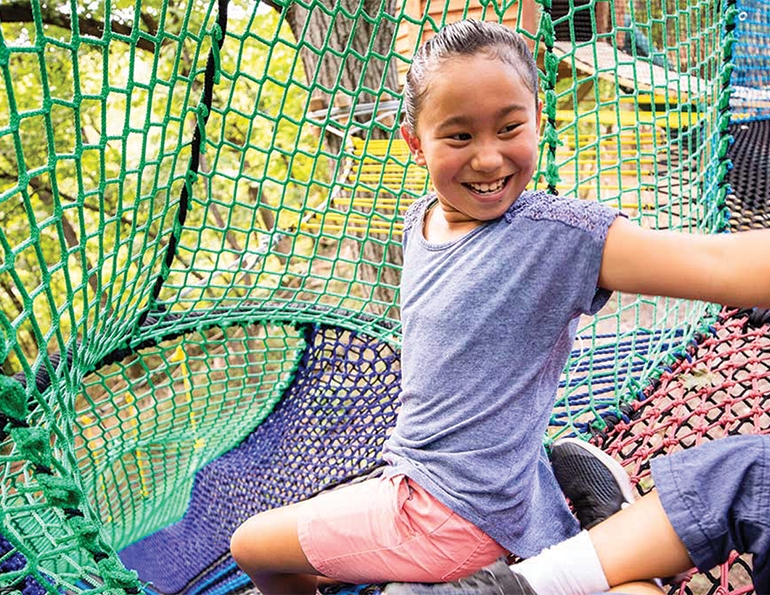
left=590, top=490, right=693, bottom=587
left=608, top=582, right=663, bottom=594
left=550, top=435, right=769, bottom=595
left=230, top=500, right=322, bottom=595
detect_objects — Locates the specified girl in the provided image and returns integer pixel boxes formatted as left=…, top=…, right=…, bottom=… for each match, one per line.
left=230, top=20, right=770, bottom=595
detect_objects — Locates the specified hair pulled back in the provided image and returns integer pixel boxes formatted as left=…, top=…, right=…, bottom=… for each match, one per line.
left=402, top=20, right=539, bottom=132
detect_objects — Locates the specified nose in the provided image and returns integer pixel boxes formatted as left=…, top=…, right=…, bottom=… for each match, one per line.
left=470, top=140, right=504, bottom=172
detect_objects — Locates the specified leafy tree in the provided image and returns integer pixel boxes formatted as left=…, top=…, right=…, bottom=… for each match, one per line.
left=0, top=1, right=327, bottom=370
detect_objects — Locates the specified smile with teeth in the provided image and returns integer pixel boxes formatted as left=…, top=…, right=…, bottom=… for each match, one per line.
left=464, top=176, right=510, bottom=194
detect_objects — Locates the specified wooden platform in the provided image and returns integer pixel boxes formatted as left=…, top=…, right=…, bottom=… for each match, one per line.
left=551, top=41, right=713, bottom=101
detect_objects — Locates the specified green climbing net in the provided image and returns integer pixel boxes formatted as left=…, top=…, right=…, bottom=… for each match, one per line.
left=0, top=0, right=741, bottom=591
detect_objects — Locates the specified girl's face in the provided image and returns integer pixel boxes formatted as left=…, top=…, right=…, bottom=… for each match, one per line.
left=401, top=54, right=542, bottom=229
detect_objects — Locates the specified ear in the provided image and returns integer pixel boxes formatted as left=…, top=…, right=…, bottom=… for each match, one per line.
left=535, top=98, right=543, bottom=132
left=400, top=123, right=426, bottom=166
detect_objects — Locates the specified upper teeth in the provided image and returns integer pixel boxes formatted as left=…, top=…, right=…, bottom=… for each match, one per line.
left=468, top=178, right=506, bottom=193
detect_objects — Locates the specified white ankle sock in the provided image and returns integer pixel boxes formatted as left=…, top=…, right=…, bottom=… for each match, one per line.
left=511, top=531, right=609, bottom=595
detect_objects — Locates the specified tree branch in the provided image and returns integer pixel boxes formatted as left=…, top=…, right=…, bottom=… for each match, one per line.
left=1, top=1, right=158, bottom=53
left=260, top=0, right=283, bottom=12
left=28, top=176, right=102, bottom=298
left=0, top=277, right=24, bottom=315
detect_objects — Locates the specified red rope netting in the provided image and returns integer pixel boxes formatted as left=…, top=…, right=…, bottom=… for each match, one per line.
left=600, top=308, right=770, bottom=594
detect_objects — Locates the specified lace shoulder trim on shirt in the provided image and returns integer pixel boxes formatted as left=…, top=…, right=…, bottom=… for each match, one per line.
left=403, top=194, right=435, bottom=234
left=506, top=190, right=619, bottom=243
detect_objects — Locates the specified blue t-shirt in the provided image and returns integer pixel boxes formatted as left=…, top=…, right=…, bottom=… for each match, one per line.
left=382, top=190, right=621, bottom=557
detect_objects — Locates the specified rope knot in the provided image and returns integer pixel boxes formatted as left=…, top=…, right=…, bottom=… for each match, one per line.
left=96, top=557, right=141, bottom=590
left=185, top=169, right=199, bottom=194
left=38, top=474, right=82, bottom=509
left=196, top=104, right=210, bottom=153
left=210, top=24, right=223, bottom=85
left=0, top=375, right=28, bottom=421
left=69, top=516, right=105, bottom=554
left=10, top=426, right=51, bottom=467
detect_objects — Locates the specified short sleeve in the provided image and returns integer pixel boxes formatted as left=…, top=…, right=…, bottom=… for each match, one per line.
left=510, top=191, right=623, bottom=316
left=401, top=194, right=434, bottom=249
left=575, top=203, right=624, bottom=315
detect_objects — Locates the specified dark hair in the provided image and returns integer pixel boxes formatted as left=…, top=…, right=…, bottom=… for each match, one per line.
left=403, top=20, right=539, bottom=132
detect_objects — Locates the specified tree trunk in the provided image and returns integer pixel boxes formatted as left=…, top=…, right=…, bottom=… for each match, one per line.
left=284, top=0, right=401, bottom=151
left=283, top=0, right=404, bottom=317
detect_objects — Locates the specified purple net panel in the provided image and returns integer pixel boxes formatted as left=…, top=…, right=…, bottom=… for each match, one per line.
left=0, top=535, right=53, bottom=595
left=120, top=323, right=401, bottom=594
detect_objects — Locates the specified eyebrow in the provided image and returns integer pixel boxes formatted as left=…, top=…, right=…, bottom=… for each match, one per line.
left=436, top=104, right=529, bottom=131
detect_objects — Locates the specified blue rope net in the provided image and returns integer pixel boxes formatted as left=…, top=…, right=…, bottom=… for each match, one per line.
left=731, top=0, right=770, bottom=121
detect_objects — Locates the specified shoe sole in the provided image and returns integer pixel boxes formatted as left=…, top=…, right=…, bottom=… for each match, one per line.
left=555, top=437, right=636, bottom=505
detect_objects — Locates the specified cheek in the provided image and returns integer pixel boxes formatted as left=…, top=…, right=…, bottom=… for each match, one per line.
left=517, top=139, right=539, bottom=166
left=427, top=156, right=455, bottom=180
left=442, top=151, right=466, bottom=170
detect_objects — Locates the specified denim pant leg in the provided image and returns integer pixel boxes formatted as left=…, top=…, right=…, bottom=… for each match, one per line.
left=651, top=435, right=770, bottom=594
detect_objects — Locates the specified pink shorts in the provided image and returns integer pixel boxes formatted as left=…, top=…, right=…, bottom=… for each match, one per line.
left=297, top=474, right=507, bottom=583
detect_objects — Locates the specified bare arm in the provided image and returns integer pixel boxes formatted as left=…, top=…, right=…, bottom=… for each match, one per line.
left=598, top=217, right=770, bottom=308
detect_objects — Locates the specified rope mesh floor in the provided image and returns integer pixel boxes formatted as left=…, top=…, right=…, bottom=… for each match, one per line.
left=726, top=120, right=770, bottom=231
left=602, top=308, right=770, bottom=595
left=110, top=310, right=769, bottom=595
left=119, top=324, right=401, bottom=594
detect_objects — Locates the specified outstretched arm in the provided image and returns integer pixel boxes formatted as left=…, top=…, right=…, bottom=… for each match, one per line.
left=598, top=217, right=770, bottom=308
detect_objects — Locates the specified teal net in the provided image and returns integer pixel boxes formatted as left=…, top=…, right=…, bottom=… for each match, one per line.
left=0, top=0, right=768, bottom=593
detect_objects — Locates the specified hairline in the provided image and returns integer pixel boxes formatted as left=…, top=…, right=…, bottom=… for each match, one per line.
left=403, top=28, right=540, bottom=133
left=409, top=48, right=539, bottom=133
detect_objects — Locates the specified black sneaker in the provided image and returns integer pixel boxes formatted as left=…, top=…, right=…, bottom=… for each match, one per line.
left=550, top=437, right=635, bottom=529
left=382, top=558, right=537, bottom=595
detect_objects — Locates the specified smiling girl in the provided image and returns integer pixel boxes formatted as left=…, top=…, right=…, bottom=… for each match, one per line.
left=228, top=20, right=770, bottom=595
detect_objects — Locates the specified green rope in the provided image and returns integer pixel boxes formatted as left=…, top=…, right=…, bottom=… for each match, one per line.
left=715, top=0, right=738, bottom=233
left=0, top=0, right=755, bottom=589
left=536, top=0, right=562, bottom=195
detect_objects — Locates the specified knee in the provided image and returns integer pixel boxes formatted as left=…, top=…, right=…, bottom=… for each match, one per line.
left=230, top=517, right=263, bottom=572
left=230, top=512, right=289, bottom=574
left=230, top=505, right=310, bottom=578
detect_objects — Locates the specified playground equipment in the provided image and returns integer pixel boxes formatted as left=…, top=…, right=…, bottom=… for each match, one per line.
left=0, top=0, right=768, bottom=593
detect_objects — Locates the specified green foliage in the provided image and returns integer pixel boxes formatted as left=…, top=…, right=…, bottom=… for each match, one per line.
left=0, top=3, right=318, bottom=372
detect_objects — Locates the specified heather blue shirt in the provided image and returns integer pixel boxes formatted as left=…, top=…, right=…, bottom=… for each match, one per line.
left=382, top=190, right=621, bottom=557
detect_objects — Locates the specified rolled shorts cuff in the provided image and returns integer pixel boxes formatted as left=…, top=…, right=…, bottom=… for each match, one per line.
left=651, top=454, right=721, bottom=571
